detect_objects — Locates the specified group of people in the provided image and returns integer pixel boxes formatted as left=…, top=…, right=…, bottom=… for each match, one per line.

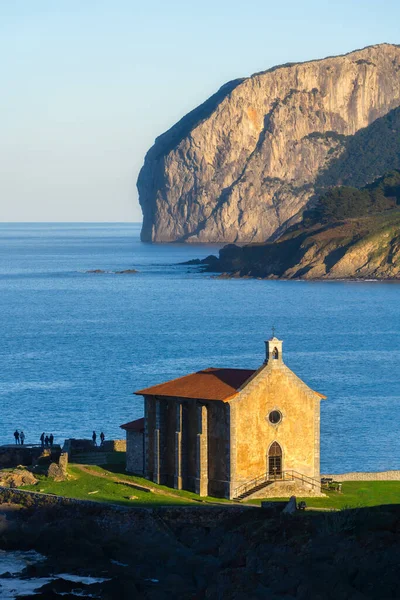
left=40, top=432, right=54, bottom=447
left=13, top=430, right=105, bottom=447
left=92, top=431, right=105, bottom=446
left=13, top=430, right=26, bottom=445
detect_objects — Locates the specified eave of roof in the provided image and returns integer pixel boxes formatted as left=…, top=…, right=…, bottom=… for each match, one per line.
left=120, top=417, right=145, bottom=432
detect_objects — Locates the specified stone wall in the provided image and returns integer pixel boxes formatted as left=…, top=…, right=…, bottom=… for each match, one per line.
left=230, top=360, right=323, bottom=496
left=207, top=401, right=230, bottom=498
left=103, top=439, right=126, bottom=452
left=0, top=485, right=250, bottom=524
left=0, top=485, right=127, bottom=510
left=65, top=438, right=126, bottom=454
left=126, top=431, right=144, bottom=474
left=0, top=445, right=61, bottom=468
left=323, top=471, right=400, bottom=481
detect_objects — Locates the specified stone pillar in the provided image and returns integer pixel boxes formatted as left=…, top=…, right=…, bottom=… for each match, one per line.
left=195, top=404, right=208, bottom=497
left=58, top=452, right=68, bottom=475
left=174, top=402, right=183, bottom=490
left=144, top=397, right=151, bottom=479
left=153, top=399, right=161, bottom=484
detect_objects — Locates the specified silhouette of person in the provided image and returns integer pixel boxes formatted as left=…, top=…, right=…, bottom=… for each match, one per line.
left=49, top=434, right=54, bottom=447
left=92, top=431, right=97, bottom=446
left=44, top=435, right=49, bottom=447
left=100, top=432, right=105, bottom=446
left=40, top=432, right=45, bottom=448
left=20, top=431, right=25, bottom=445
left=14, top=430, right=20, bottom=445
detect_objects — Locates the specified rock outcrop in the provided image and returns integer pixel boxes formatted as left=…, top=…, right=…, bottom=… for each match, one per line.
left=138, top=44, right=400, bottom=243
left=201, top=210, right=400, bottom=279
left=0, top=468, right=38, bottom=487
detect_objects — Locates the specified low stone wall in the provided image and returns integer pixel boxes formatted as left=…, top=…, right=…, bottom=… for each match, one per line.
left=103, top=439, right=126, bottom=452
left=65, top=438, right=126, bottom=453
left=323, top=471, right=400, bottom=481
left=0, top=445, right=61, bottom=468
left=0, top=486, right=250, bottom=524
left=0, top=485, right=126, bottom=511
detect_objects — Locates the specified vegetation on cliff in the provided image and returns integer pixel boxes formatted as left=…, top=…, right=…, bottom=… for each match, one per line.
left=201, top=172, right=400, bottom=279
left=305, top=170, right=400, bottom=224
left=316, top=106, right=400, bottom=189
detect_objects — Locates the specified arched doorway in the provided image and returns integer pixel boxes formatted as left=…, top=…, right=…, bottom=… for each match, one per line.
left=268, top=442, right=282, bottom=479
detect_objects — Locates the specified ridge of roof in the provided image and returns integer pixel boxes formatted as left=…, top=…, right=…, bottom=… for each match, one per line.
left=134, top=367, right=256, bottom=402
left=278, top=363, right=327, bottom=400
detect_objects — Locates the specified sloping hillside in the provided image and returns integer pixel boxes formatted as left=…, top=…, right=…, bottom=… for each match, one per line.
left=204, top=212, right=400, bottom=279
left=199, top=172, right=400, bottom=279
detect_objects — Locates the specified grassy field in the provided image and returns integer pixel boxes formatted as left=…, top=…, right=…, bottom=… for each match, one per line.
left=248, top=481, right=400, bottom=510
left=22, top=463, right=230, bottom=507
left=20, top=462, right=400, bottom=510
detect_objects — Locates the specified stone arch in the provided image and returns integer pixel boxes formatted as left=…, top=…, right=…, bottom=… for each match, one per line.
left=272, top=347, right=279, bottom=360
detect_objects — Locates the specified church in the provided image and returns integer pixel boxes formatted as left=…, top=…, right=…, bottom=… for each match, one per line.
left=121, top=336, right=326, bottom=499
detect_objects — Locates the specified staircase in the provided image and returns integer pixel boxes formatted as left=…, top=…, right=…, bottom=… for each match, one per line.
left=235, top=480, right=274, bottom=501
left=233, top=470, right=323, bottom=501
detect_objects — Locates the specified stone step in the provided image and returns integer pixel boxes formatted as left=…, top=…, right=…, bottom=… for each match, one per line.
left=236, top=480, right=273, bottom=501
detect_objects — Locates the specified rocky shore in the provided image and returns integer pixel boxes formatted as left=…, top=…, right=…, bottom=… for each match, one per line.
left=2, top=499, right=400, bottom=598
left=187, top=209, right=400, bottom=280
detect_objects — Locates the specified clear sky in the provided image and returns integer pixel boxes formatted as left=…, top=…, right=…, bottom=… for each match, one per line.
left=1, top=0, right=399, bottom=222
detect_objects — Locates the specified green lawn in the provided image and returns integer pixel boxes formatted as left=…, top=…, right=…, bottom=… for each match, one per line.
left=22, top=464, right=229, bottom=507
left=247, top=481, right=400, bottom=510
left=20, top=465, right=400, bottom=510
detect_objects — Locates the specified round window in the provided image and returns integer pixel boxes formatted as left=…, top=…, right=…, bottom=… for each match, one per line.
left=268, top=410, right=282, bottom=425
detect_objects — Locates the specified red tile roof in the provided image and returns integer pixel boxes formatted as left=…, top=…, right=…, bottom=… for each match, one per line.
left=134, top=368, right=255, bottom=402
left=120, top=417, right=145, bottom=432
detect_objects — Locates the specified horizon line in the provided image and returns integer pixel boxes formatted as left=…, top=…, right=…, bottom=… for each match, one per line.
left=0, top=221, right=143, bottom=224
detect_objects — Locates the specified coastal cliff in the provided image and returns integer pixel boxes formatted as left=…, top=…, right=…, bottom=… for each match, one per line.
left=197, top=171, right=400, bottom=280
left=138, top=44, right=400, bottom=243
left=202, top=211, right=400, bottom=280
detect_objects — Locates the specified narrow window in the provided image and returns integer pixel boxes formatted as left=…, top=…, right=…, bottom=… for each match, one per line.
left=268, top=442, right=282, bottom=479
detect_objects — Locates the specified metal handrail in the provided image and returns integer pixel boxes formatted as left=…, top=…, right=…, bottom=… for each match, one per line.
left=233, top=472, right=270, bottom=499
left=282, top=470, right=322, bottom=491
left=233, top=469, right=322, bottom=499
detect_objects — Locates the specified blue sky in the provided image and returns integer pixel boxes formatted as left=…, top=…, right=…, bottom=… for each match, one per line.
left=1, top=0, right=399, bottom=222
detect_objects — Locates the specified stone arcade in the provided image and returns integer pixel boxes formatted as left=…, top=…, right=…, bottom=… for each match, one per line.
left=121, top=337, right=326, bottom=499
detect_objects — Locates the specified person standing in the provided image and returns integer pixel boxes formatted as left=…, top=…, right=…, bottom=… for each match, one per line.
left=14, top=430, right=20, bottom=445
left=92, top=431, right=97, bottom=446
left=40, top=432, right=45, bottom=448
left=100, top=432, right=105, bottom=446
left=49, top=434, right=54, bottom=447
left=20, top=431, right=25, bottom=445
left=44, top=435, right=49, bottom=447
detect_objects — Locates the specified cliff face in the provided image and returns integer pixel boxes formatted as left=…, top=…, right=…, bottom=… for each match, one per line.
left=202, top=211, right=400, bottom=280
left=138, top=44, right=400, bottom=243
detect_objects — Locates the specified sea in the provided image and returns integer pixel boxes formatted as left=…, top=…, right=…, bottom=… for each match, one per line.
left=0, top=222, right=399, bottom=474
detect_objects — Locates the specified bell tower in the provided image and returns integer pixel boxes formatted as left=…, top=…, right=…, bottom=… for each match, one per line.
left=264, top=330, right=283, bottom=364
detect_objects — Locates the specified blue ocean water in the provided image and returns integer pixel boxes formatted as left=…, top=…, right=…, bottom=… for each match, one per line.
left=0, top=222, right=399, bottom=474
